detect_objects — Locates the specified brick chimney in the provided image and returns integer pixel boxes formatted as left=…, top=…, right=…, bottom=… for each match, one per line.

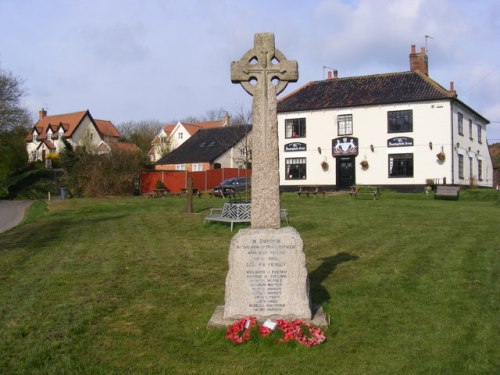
left=224, top=112, right=230, bottom=127
left=326, top=70, right=338, bottom=79
left=39, top=108, right=47, bottom=119
left=449, top=81, right=457, bottom=97
left=409, top=45, right=429, bottom=76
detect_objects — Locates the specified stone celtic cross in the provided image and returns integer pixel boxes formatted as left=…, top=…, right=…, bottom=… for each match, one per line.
left=231, top=33, right=298, bottom=228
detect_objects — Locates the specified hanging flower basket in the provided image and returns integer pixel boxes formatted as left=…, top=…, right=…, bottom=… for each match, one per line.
left=321, top=161, right=329, bottom=171
left=436, top=152, right=446, bottom=161
left=360, top=160, right=369, bottom=169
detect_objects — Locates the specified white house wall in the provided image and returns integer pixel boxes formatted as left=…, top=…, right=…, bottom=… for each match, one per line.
left=278, top=100, right=493, bottom=189
left=216, top=135, right=252, bottom=168
left=71, top=115, right=102, bottom=150
left=450, top=103, right=493, bottom=186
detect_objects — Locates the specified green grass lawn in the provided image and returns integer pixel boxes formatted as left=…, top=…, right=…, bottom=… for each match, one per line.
left=0, top=191, right=498, bottom=374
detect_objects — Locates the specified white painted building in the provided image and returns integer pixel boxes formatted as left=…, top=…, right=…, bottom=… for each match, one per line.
left=277, top=46, right=493, bottom=191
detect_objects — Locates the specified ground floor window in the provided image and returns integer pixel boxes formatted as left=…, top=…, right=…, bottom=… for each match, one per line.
left=458, top=154, right=464, bottom=179
left=388, top=153, right=413, bottom=178
left=176, top=164, right=186, bottom=171
left=285, top=157, right=306, bottom=180
left=192, top=164, right=203, bottom=172
left=478, top=159, right=483, bottom=181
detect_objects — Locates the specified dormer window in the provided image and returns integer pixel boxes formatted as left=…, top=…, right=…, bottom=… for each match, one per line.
left=32, top=132, right=37, bottom=142
left=47, top=130, right=52, bottom=140
left=58, top=128, right=64, bottom=137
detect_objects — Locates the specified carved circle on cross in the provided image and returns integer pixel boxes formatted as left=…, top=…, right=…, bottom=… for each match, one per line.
left=235, top=48, right=291, bottom=97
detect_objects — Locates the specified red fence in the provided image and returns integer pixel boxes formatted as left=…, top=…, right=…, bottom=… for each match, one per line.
left=140, top=168, right=252, bottom=194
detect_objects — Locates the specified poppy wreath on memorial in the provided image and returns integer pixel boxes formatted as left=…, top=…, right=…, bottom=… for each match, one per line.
left=226, top=317, right=326, bottom=347
left=225, top=316, right=257, bottom=344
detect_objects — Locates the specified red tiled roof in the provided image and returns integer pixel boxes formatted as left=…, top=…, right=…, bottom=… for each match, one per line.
left=27, top=110, right=120, bottom=142
left=36, top=140, right=56, bottom=150
left=95, top=120, right=121, bottom=138
left=29, top=110, right=88, bottom=141
left=163, top=124, right=176, bottom=134
left=182, top=120, right=225, bottom=135
left=107, top=142, right=141, bottom=153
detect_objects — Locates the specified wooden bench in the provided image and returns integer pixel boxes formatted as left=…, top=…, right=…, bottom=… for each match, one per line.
left=145, top=189, right=168, bottom=198
left=349, top=186, right=381, bottom=200
left=204, top=202, right=289, bottom=231
left=434, top=185, right=460, bottom=200
left=296, top=186, right=326, bottom=198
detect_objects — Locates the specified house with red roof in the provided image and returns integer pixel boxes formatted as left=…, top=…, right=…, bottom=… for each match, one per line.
left=277, top=45, right=494, bottom=191
left=148, top=114, right=229, bottom=162
left=26, top=109, right=137, bottom=162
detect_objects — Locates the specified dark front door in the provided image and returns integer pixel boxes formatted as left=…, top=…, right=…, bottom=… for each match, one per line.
left=336, top=156, right=355, bottom=190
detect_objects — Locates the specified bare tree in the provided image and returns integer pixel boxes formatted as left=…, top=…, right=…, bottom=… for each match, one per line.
left=0, top=65, right=31, bottom=132
left=230, top=103, right=252, bottom=125
left=117, top=120, right=163, bottom=154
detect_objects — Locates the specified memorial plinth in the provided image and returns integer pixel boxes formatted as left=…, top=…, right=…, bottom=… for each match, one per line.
left=224, top=227, right=310, bottom=319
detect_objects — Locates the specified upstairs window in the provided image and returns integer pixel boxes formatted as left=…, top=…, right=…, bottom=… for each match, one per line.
left=337, top=114, right=353, bottom=135
left=178, top=132, right=183, bottom=139
left=469, top=119, right=473, bottom=140
left=46, top=130, right=52, bottom=140
left=58, top=128, right=64, bottom=137
left=32, top=132, right=37, bottom=142
left=477, top=124, right=482, bottom=144
left=458, top=112, right=464, bottom=135
left=285, top=118, right=306, bottom=138
left=388, top=110, right=413, bottom=133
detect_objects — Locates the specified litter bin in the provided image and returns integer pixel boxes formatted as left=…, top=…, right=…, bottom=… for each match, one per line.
left=60, top=187, right=68, bottom=200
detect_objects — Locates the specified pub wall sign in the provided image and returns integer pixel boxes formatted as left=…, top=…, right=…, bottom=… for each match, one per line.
left=332, top=137, right=358, bottom=156
left=387, top=136, right=414, bottom=147
left=284, top=142, right=306, bottom=152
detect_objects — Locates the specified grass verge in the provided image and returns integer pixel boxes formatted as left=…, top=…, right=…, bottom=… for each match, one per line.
left=0, top=192, right=498, bottom=374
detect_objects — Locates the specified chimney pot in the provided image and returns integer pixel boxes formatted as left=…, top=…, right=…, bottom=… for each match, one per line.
left=334, top=70, right=338, bottom=78
left=411, top=44, right=416, bottom=54
left=39, top=108, right=47, bottom=119
left=327, top=71, right=332, bottom=79
left=450, top=81, right=454, bottom=91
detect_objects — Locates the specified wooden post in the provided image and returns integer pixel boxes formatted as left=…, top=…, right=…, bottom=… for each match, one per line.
left=186, top=177, right=193, bottom=213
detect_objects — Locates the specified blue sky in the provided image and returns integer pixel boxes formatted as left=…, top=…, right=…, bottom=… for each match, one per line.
left=1, top=0, right=499, bottom=142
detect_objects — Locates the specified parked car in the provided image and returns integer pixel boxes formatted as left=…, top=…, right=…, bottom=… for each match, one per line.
left=213, top=177, right=251, bottom=198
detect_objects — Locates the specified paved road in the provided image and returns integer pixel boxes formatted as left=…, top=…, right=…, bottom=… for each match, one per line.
left=0, top=200, right=33, bottom=234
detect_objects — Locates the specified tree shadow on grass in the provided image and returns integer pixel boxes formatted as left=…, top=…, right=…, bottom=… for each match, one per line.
left=309, top=252, right=359, bottom=305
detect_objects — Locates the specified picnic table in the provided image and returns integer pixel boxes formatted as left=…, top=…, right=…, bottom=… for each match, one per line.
left=349, top=186, right=381, bottom=200
left=145, top=189, right=168, bottom=198
left=296, top=186, right=326, bottom=198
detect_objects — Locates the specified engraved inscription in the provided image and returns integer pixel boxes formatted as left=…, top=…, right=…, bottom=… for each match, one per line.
left=236, top=237, right=295, bottom=314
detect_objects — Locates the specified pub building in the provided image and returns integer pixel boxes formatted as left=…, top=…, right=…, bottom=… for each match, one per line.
left=277, top=45, right=493, bottom=192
